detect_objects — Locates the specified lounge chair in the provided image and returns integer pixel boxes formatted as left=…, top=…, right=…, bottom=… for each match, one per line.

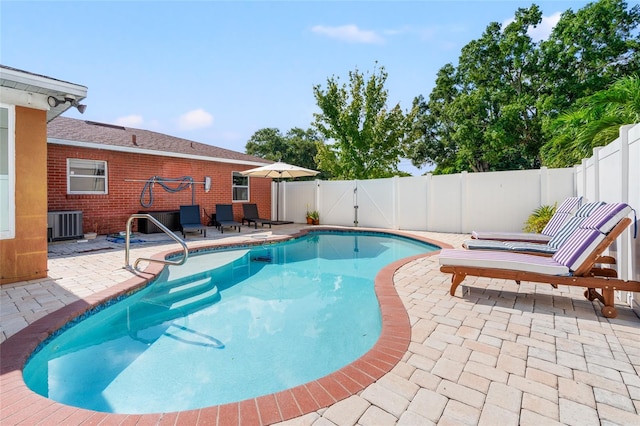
left=179, top=205, right=207, bottom=238
left=242, top=203, right=272, bottom=229
left=215, top=204, right=241, bottom=233
left=463, top=201, right=605, bottom=255
left=471, top=196, right=583, bottom=243
left=440, top=203, right=638, bottom=318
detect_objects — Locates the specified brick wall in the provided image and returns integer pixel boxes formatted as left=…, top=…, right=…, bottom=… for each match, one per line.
left=47, top=145, right=272, bottom=235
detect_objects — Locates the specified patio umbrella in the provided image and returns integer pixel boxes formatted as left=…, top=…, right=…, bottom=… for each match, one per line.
left=240, top=161, right=319, bottom=224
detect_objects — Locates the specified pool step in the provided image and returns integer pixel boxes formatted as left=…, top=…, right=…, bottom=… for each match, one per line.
left=170, top=285, right=219, bottom=310
left=125, top=277, right=220, bottom=337
left=164, top=249, right=251, bottom=281
left=147, top=276, right=217, bottom=306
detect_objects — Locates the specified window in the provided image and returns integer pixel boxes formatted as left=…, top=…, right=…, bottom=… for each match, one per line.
left=0, top=104, right=15, bottom=239
left=67, top=159, right=108, bottom=194
left=232, top=171, right=249, bottom=202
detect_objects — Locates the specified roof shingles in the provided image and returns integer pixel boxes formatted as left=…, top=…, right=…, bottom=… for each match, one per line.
left=48, top=116, right=269, bottom=165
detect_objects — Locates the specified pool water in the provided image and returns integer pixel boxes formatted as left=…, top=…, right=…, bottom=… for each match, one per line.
left=23, top=232, right=437, bottom=414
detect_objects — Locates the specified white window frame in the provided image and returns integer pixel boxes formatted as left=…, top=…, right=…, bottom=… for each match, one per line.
left=0, top=104, right=15, bottom=239
left=232, top=171, right=249, bottom=202
left=67, top=158, right=108, bottom=194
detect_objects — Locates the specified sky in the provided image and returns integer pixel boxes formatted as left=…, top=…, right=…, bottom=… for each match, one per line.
left=1, top=0, right=598, bottom=175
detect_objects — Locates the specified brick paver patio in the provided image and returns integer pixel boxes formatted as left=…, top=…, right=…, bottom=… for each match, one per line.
left=1, top=225, right=639, bottom=425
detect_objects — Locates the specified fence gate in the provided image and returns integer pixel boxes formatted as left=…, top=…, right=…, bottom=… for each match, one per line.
left=356, top=179, right=396, bottom=229
left=318, top=180, right=356, bottom=226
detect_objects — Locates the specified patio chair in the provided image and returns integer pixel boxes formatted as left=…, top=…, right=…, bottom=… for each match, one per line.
left=440, top=203, right=638, bottom=318
left=242, top=203, right=272, bottom=229
left=179, top=205, right=207, bottom=239
left=463, top=202, right=605, bottom=255
left=471, top=196, right=583, bottom=243
left=215, top=204, right=241, bottom=233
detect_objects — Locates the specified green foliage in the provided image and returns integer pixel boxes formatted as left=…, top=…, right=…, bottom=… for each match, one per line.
left=523, top=204, right=557, bottom=233
left=245, top=127, right=330, bottom=179
left=541, top=75, right=640, bottom=167
left=407, top=0, right=639, bottom=174
left=312, top=63, right=420, bottom=180
left=245, top=128, right=289, bottom=161
left=409, top=6, right=545, bottom=174
left=537, top=0, right=640, bottom=116
left=306, top=210, right=319, bottom=220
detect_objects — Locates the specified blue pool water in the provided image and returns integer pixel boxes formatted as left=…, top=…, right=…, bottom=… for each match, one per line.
left=23, top=231, right=437, bottom=414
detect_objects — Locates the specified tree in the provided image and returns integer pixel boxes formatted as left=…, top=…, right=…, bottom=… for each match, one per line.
left=245, top=128, right=289, bottom=161
left=284, top=127, right=323, bottom=173
left=410, top=66, right=461, bottom=174
left=408, top=6, right=545, bottom=174
left=541, top=75, right=640, bottom=167
left=312, top=64, right=419, bottom=180
left=245, top=127, right=328, bottom=179
left=408, top=0, right=639, bottom=174
left=537, top=0, right=640, bottom=118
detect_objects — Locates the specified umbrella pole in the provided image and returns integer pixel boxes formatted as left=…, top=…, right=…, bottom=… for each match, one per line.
left=275, top=171, right=283, bottom=222
left=276, top=179, right=280, bottom=221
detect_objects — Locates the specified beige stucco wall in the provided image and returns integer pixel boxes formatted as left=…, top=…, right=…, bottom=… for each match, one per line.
left=0, top=106, right=48, bottom=284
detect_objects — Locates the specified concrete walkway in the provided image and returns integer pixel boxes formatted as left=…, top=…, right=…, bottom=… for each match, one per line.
left=1, top=225, right=639, bottom=425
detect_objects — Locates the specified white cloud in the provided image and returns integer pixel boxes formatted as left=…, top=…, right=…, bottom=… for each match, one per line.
left=311, top=24, right=384, bottom=44
left=502, top=11, right=562, bottom=42
left=177, top=108, right=214, bottom=130
left=113, top=114, right=144, bottom=127
left=528, top=12, right=562, bottom=42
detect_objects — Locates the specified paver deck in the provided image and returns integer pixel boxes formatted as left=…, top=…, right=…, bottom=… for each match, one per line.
left=1, top=225, right=639, bottom=425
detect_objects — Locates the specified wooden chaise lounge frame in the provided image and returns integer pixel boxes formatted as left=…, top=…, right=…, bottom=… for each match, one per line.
left=441, top=217, right=639, bottom=318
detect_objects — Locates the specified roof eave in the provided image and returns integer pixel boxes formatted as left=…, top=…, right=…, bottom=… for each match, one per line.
left=47, top=137, right=271, bottom=168
left=0, top=66, right=88, bottom=122
left=0, top=66, right=87, bottom=96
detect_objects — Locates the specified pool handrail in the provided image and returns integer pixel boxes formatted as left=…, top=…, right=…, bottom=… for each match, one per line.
left=124, top=213, right=189, bottom=271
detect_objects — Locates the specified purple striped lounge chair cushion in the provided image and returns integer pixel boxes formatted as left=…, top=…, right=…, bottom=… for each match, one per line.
left=580, top=203, right=632, bottom=233
left=574, top=201, right=605, bottom=217
left=547, top=216, right=583, bottom=249
left=546, top=202, right=605, bottom=249
left=551, top=228, right=605, bottom=271
left=463, top=240, right=511, bottom=250
left=464, top=240, right=554, bottom=254
left=470, top=197, right=583, bottom=241
left=466, top=204, right=603, bottom=254
left=504, top=241, right=556, bottom=254
left=470, top=231, right=552, bottom=242
left=541, top=212, right=571, bottom=237
left=557, top=196, right=583, bottom=214
left=541, top=197, right=583, bottom=237
left=439, top=249, right=570, bottom=275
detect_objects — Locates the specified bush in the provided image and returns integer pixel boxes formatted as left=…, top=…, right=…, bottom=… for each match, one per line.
left=523, top=204, right=557, bottom=233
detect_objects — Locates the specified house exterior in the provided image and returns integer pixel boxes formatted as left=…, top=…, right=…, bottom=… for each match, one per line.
left=47, top=117, right=272, bottom=237
left=1, top=64, right=273, bottom=285
left=1, top=65, right=88, bottom=284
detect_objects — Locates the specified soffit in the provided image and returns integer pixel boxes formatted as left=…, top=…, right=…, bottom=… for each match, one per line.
left=0, top=65, right=88, bottom=122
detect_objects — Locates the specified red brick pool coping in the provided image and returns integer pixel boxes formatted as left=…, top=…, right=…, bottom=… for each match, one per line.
left=0, top=228, right=450, bottom=425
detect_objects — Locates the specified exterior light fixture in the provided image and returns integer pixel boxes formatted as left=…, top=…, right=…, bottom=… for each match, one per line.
left=47, top=95, right=87, bottom=114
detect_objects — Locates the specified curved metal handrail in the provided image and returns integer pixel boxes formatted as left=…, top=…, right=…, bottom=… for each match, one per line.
left=124, top=214, right=189, bottom=271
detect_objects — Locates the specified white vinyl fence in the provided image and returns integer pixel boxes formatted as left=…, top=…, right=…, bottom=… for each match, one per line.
left=575, top=123, right=640, bottom=312
left=275, top=168, right=576, bottom=233
left=274, top=123, right=639, bottom=313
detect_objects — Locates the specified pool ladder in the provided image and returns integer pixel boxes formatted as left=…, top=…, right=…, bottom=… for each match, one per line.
left=124, top=213, right=189, bottom=271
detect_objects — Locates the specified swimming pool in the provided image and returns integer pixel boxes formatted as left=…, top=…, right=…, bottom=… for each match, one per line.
left=23, top=231, right=438, bottom=414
